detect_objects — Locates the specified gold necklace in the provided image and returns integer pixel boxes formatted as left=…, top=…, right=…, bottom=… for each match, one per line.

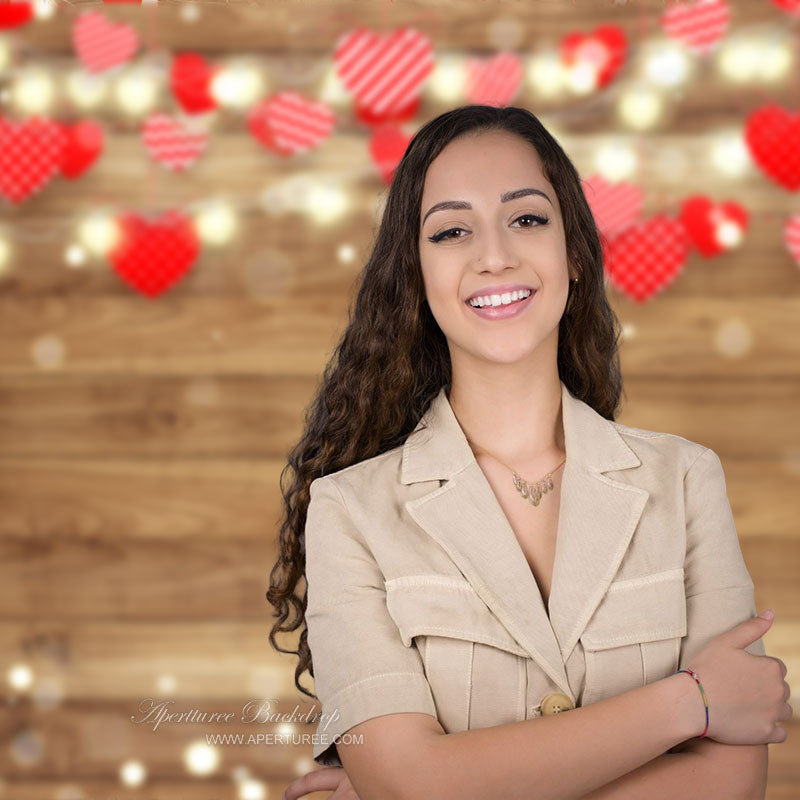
left=467, top=439, right=566, bottom=508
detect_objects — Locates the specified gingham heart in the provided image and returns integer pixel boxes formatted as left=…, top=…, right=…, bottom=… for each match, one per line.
left=679, top=195, right=748, bottom=257
left=72, top=11, right=139, bottom=74
left=142, top=113, right=209, bottom=171
left=0, top=115, right=66, bottom=204
left=784, top=212, right=800, bottom=268
left=603, top=214, right=690, bottom=303
left=661, top=0, right=730, bottom=57
left=247, top=92, right=336, bottom=157
left=744, top=104, right=800, bottom=192
left=560, top=25, right=627, bottom=89
left=108, top=209, right=200, bottom=298
left=334, top=27, right=434, bottom=119
left=582, top=174, right=643, bottom=239
left=465, top=52, right=523, bottom=106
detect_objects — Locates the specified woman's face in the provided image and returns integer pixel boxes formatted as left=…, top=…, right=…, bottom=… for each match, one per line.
left=418, top=129, right=574, bottom=368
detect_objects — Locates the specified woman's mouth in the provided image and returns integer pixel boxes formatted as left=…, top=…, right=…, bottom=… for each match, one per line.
left=465, top=289, right=536, bottom=320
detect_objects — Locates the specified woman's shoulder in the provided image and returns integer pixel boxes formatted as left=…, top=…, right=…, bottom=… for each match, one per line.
left=609, top=419, right=710, bottom=474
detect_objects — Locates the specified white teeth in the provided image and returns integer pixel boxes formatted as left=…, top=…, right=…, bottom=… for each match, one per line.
left=468, top=288, right=532, bottom=308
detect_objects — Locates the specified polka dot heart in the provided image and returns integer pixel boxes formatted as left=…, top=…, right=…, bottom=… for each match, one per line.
left=744, top=104, right=800, bottom=192
left=603, top=214, right=690, bottom=303
left=108, top=210, right=200, bottom=298
left=0, top=115, right=66, bottom=204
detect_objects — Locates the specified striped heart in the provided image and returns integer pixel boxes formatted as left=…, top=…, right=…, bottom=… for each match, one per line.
left=247, top=92, right=336, bottom=157
left=72, top=11, right=139, bottom=73
left=465, top=52, right=523, bottom=107
left=582, top=174, right=643, bottom=240
left=784, top=212, right=800, bottom=267
left=142, top=113, right=208, bottom=172
left=603, top=214, right=690, bottom=303
left=661, top=0, right=730, bottom=57
left=334, top=28, right=434, bottom=119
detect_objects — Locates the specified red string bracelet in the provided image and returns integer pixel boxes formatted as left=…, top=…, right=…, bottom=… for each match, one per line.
left=675, top=667, right=709, bottom=739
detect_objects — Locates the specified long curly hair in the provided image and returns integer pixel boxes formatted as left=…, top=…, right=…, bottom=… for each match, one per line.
left=266, top=104, right=624, bottom=698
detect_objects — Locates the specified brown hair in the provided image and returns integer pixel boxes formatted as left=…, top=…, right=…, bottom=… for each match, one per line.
left=266, top=104, right=624, bottom=698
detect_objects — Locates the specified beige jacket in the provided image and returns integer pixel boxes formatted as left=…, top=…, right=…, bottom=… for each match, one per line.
left=304, top=380, right=765, bottom=767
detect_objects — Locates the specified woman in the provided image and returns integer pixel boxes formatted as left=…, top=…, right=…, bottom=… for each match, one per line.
left=268, top=105, right=792, bottom=800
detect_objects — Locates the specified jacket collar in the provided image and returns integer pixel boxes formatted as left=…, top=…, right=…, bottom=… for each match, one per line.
left=400, top=380, right=649, bottom=701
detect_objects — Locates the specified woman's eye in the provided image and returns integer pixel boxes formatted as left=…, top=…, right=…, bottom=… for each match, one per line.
left=427, top=213, right=549, bottom=243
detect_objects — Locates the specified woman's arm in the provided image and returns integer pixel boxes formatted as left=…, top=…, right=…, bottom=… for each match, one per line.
left=580, top=740, right=768, bottom=800
left=337, top=671, right=710, bottom=800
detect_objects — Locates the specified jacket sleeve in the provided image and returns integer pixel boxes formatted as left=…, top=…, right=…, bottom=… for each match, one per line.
left=304, top=475, right=437, bottom=768
left=678, top=446, right=766, bottom=672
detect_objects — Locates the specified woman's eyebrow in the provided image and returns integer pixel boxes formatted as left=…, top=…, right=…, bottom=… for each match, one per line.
left=422, top=187, right=553, bottom=225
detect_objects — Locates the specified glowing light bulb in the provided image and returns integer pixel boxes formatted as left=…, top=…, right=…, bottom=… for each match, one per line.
left=210, top=60, right=263, bottom=108
left=195, top=201, right=238, bottom=245
left=593, top=141, right=638, bottom=181
left=643, top=41, right=690, bottom=87
left=428, top=56, right=466, bottom=103
left=115, top=68, right=158, bottom=115
left=67, top=70, right=109, bottom=109
left=8, top=663, right=33, bottom=690
left=618, top=85, right=663, bottom=129
left=78, top=213, right=119, bottom=257
left=12, top=67, right=55, bottom=113
left=183, top=741, right=220, bottom=776
left=120, top=760, right=146, bottom=787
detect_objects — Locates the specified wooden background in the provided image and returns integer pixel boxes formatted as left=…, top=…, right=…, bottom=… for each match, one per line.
left=0, top=1, right=798, bottom=798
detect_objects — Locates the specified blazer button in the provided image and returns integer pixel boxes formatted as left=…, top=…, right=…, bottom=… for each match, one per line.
left=540, top=693, right=574, bottom=715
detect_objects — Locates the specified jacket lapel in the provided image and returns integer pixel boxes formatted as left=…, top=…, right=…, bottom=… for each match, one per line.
left=401, top=380, right=649, bottom=700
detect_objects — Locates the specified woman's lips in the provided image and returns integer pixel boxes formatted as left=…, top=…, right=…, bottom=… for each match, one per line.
left=465, top=290, right=536, bottom=320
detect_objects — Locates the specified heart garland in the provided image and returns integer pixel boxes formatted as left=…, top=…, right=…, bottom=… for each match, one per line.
left=560, top=25, right=627, bottom=89
left=0, top=115, right=66, bottom=203
left=334, top=28, right=434, bottom=122
left=247, top=92, right=336, bottom=157
left=661, top=0, right=730, bottom=57
left=603, top=214, right=690, bottom=302
left=72, top=11, right=140, bottom=74
left=679, top=195, right=748, bottom=257
left=464, top=52, right=523, bottom=106
left=108, top=209, right=200, bottom=298
left=142, top=113, right=209, bottom=171
left=744, top=104, right=800, bottom=192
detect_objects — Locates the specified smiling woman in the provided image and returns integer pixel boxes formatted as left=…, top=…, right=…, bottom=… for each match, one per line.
left=267, top=105, right=791, bottom=800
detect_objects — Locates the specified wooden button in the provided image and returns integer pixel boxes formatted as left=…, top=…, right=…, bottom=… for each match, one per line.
left=541, top=692, right=574, bottom=715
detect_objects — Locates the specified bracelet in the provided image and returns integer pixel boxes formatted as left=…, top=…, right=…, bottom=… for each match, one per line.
left=675, top=667, right=709, bottom=739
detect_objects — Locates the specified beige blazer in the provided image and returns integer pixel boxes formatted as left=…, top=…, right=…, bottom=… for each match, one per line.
left=304, top=380, right=765, bottom=767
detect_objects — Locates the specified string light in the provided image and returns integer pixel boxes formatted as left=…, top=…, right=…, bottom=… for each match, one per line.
left=12, top=66, right=55, bottom=113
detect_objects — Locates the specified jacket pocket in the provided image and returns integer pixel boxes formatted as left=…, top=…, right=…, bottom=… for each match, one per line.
left=580, top=568, right=687, bottom=705
left=385, top=576, right=528, bottom=732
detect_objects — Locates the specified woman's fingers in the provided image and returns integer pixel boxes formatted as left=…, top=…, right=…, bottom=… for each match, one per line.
left=283, top=766, right=347, bottom=800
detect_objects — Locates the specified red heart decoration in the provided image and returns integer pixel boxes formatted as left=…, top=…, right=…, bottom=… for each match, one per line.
left=247, top=92, right=336, bottom=157
left=603, top=214, right=690, bottom=303
left=0, top=1, right=33, bottom=28
left=142, top=113, right=209, bottom=171
left=661, top=0, right=730, bottom=57
left=0, top=115, right=66, bottom=204
left=560, top=25, right=627, bottom=89
left=770, top=0, right=800, bottom=12
left=72, top=11, right=139, bottom=74
left=108, top=210, right=200, bottom=298
left=783, top=211, right=800, bottom=267
left=60, top=120, right=104, bottom=179
left=582, top=174, right=643, bottom=239
left=744, top=104, right=800, bottom=192
left=334, top=28, right=434, bottom=121
left=171, top=53, right=219, bottom=115
left=354, top=96, right=420, bottom=127
left=465, top=52, right=523, bottom=106
left=679, top=195, right=748, bottom=257
left=369, top=124, right=411, bottom=185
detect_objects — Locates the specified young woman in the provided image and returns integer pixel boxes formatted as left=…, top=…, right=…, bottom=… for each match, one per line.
left=268, top=105, right=792, bottom=800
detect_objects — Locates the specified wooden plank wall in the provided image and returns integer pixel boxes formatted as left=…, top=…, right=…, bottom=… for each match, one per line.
left=0, top=1, right=797, bottom=798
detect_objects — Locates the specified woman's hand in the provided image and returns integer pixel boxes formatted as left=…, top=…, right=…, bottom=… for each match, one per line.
left=283, top=766, right=361, bottom=800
